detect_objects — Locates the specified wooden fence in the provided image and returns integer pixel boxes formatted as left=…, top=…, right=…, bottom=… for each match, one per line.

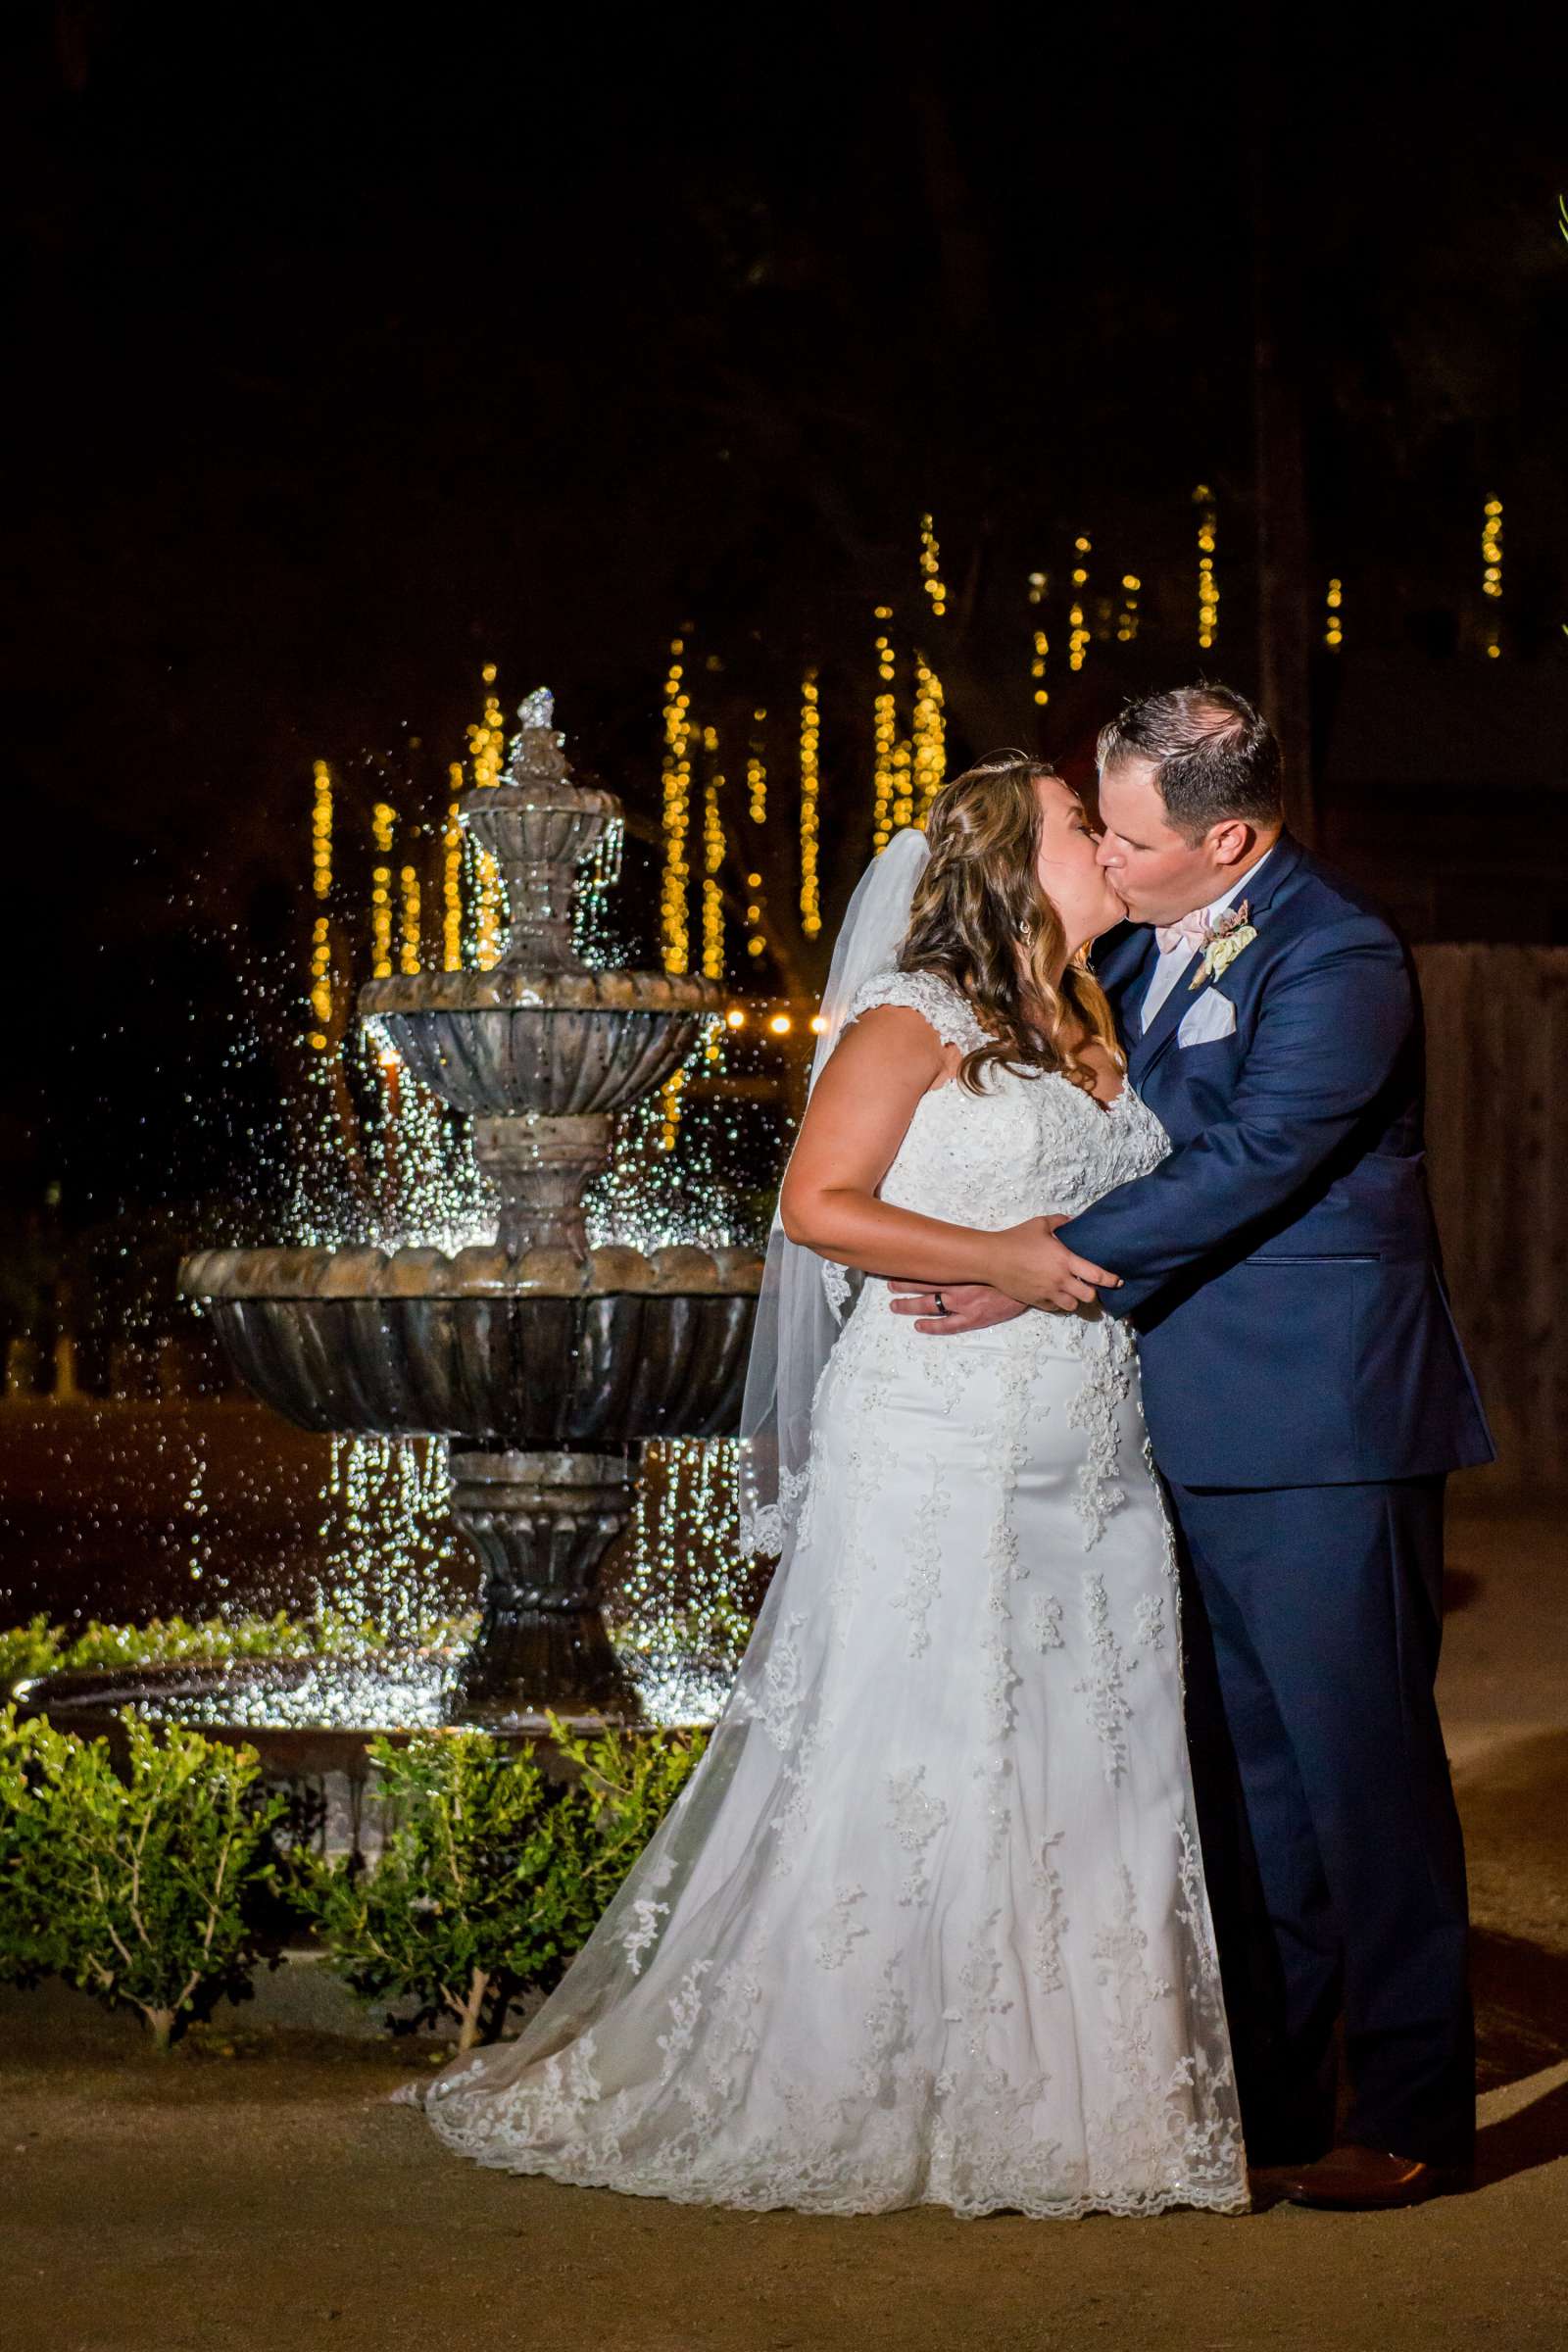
left=1417, top=946, right=1567, bottom=1493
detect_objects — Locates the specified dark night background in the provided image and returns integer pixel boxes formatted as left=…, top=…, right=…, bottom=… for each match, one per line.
left=3, top=2, right=1566, bottom=1356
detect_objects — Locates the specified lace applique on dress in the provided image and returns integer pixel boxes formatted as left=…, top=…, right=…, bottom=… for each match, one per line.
left=1029, top=1834, right=1069, bottom=1994
left=811, top=1885, right=870, bottom=1971
left=892, top=1468, right=949, bottom=1658
left=739, top=1460, right=810, bottom=1559
left=885, top=1764, right=950, bottom=1906
left=620, top=1896, right=670, bottom=1977
left=846, top=967, right=990, bottom=1054
left=1065, top=1318, right=1137, bottom=1547
left=821, top=1259, right=853, bottom=1321
left=1076, top=1570, right=1134, bottom=1786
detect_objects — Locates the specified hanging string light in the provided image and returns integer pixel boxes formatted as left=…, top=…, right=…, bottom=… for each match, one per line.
left=312, top=759, right=333, bottom=900
left=745, top=865, right=766, bottom=962
left=918, top=514, right=948, bottom=618
left=442, top=769, right=464, bottom=972
left=911, top=652, right=946, bottom=821
left=1024, top=574, right=1049, bottom=710
left=1116, top=573, right=1142, bottom=644
left=466, top=663, right=506, bottom=968
left=891, top=737, right=914, bottom=832
left=655, top=644, right=697, bottom=1147
left=399, top=862, right=421, bottom=975
left=661, top=637, right=693, bottom=974
left=653, top=635, right=696, bottom=1148
left=659, top=1067, right=685, bottom=1154
left=741, top=710, right=768, bottom=961
left=799, top=668, right=821, bottom=938
left=738, top=705, right=769, bottom=968
left=872, top=610, right=898, bottom=849
left=370, top=802, right=396, bottom=979
left=746, top=707, right=767, bottom=825
left=308, top=760, right=333, bottom=1049
left=1024, top=576, right=1048, bottom=710
left=1481, top=498, right=1502, bottom=658
left=652, top=654, right=695, bottom=1143
left=702, top=727, right=726, bottom=983
left=467, top=662, right=506, bottom=788
left=1068, top=536, right=1092, bottom=672
left=308, top=916, right=331, bottom=1050
left=1195, top=487, right=1219, bottom=652
left=1324, top=578, right=1344, bottom=652
left=473, top=876, right=503, bottom=970
left=1030, top=627, right=1050, bottom=706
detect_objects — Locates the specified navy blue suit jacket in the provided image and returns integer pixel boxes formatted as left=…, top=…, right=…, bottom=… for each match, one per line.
left=1055, top=835, right=1494, bottom=1489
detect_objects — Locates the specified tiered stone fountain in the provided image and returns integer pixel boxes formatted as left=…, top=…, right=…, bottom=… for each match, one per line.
left=32, top=694, right=761, bottom=1743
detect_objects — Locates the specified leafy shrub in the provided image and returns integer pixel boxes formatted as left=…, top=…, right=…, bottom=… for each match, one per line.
left=310, top=1717, right=706, bottom=2049
left=309, top=1731, right=555, bottom=2050
left=7, top=1713, right=287, bottom=2049
left=0, top=1706, right=74, bottom=1984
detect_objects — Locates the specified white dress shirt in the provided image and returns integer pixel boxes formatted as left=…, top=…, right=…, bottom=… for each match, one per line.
left=1139, top=847, right=1275, bottom=1033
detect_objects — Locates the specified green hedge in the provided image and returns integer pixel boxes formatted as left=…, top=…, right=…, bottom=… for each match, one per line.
left=0, top=1702, right=705, bottom=2054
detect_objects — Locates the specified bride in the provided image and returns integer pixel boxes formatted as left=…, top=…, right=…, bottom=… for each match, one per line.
left=413, top=752, right=1249, bottom=2220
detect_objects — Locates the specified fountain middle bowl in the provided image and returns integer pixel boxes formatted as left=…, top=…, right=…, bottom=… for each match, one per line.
left=177, top=1242, right=762, bottom=1444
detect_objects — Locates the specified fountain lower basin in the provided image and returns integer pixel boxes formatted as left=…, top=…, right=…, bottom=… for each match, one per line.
left=177, top=1243, right=760, bottom=1444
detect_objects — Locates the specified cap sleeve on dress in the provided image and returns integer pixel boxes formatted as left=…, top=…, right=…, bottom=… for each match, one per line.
left=846, top=969, right=989, bottom=1054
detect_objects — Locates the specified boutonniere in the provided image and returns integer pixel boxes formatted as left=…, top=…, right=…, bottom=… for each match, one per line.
left=1189, top=901, right=1258, bottom=991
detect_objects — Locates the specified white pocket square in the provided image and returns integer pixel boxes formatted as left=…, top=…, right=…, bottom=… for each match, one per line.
left=1177, top=990, right=1237, bottom=1047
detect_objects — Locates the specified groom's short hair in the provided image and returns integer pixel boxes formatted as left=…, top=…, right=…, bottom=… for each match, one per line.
left=1096, top=684, right=1283, bottom=841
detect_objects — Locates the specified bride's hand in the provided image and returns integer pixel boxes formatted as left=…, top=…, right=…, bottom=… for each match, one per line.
left=982, top=1215, right=1123, bottom=1312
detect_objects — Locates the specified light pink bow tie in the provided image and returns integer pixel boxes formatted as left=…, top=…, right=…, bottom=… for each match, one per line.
left=1154, top=909, right=1212, bottom=956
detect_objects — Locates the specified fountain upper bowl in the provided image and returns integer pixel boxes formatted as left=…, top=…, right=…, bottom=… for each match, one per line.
left=358, top=968, right=721, bottom=1118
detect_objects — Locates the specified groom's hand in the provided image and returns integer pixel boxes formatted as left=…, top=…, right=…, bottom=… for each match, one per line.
left=887, top=1280, right=1027, bottom=1336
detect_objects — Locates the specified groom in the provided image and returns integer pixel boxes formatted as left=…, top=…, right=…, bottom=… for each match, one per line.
left=895, top=684, right=1493, bottom=2206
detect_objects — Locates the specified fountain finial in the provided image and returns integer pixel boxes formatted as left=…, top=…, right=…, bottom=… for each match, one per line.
left=452, top=685, right=618, bottom=983
left=502, top=688, right=571, bottom=791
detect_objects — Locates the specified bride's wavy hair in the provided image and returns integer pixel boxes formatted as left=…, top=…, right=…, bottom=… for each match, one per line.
left=900, top=751, right=1123, bottom=1097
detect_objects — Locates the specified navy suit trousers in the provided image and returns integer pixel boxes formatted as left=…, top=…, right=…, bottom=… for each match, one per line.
left=1166, top=1474, right=1475, bottom=2168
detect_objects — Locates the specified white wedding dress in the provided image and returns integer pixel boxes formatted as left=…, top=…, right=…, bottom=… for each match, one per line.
left=417, top=969, right=1249, bottom=2219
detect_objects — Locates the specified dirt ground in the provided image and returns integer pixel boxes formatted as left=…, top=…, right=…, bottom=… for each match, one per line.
left=3, top=1494, right=1565, bottom=2352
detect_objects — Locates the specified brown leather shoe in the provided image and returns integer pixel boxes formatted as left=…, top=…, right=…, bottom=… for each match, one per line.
left=1279, top=2144, right=1468, bottom=2210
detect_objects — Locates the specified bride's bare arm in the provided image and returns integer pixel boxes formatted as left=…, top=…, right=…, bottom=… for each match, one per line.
left=779, top=1006, right=1120, bottom=1307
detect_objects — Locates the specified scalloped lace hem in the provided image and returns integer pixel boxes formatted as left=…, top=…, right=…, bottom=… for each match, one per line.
left=416, top=2127, right=1250, bottom=2219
